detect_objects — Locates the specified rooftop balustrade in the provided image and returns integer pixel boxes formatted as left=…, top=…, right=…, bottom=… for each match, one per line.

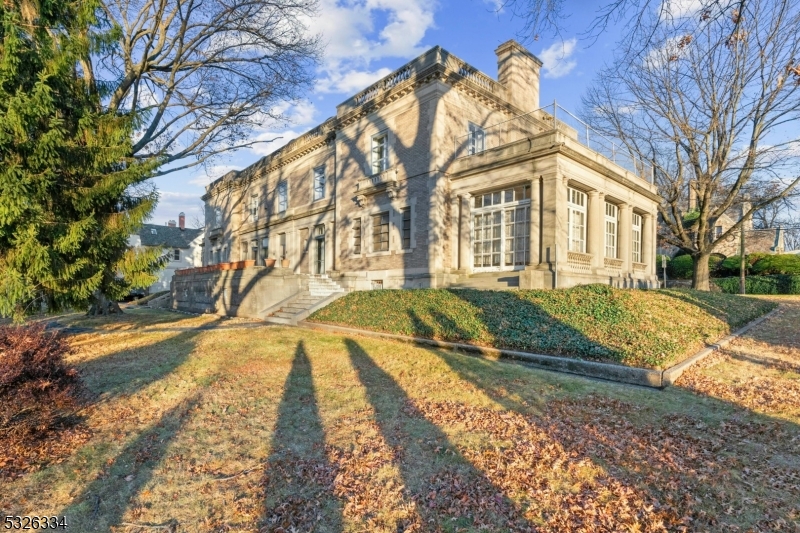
left=454, top=102, right=655, bottom=183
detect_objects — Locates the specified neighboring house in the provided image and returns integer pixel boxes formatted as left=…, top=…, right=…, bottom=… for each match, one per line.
left=176, top=40, right=662, bottom=317
left=658, top=198, right=785, bottom=259
left=129, top=213, right=204, bottom=293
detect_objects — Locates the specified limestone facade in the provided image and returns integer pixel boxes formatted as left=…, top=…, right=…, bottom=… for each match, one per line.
left=200, top=40, right=660, bottom=293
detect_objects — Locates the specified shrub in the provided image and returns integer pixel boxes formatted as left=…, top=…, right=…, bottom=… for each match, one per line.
left=668, top=255, right=694, bottom=279
left=750, top=254, right=800, bottom=276
left=0, top=324, right=83, bottom=440
left=715, top=275, right=800, bottom=295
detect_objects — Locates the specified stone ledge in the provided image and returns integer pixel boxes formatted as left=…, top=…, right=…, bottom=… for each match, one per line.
left=298, top=307, right=780, bottom=389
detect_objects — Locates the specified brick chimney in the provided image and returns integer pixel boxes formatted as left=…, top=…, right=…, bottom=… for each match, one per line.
left=179, top=212, right=185, bottom=230
left=495, top=40, right=542, bottom=112
left=168, top=220, right=176, bottom=227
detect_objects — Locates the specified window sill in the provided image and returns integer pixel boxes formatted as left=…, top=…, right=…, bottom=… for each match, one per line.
left=366, top=250, right=392, bottom=258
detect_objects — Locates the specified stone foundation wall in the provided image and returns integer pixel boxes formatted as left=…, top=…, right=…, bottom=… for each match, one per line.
left=171, top=267, right=305, bottom=318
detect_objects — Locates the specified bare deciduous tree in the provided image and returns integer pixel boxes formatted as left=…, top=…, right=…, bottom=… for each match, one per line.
left=583, top=0, right=800, bottom=290
left=95, top=0, right=321, bottom=176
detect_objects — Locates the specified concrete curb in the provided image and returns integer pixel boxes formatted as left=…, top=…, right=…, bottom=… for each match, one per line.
left=660, top=307, right=780, bottom=386
left=299, top=306, right=780, bottom=389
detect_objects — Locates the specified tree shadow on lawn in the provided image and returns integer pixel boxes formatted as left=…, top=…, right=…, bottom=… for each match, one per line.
left=423, top=338, right=800, bottom=531
left=260, top=341, right=344, bottom=533
left=59, top=393, right=201, bottom=531
left=75, top=327, right=211, bottom=400
left=345, top=338, right=536, bottom=532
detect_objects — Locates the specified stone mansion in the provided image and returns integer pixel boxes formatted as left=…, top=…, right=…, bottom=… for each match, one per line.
left=174, top=40, right=660, bottom=319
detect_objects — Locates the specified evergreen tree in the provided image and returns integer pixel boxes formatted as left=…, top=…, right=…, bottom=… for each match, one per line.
left=0, top=0, right=165, bottom=319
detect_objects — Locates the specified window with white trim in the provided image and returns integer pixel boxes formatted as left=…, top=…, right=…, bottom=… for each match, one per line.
left=567, top=188, right=587, bottom=253
left=371, top=131, right=389, bottom=174
left=632, top=213, right=643, bottom=263
left=467, top=122, right=485, bottom=155
left=277, top=182, right=288, bottom=213
left=604, top=202, right=618, bottom=258
left=372, top=212, right=389, bottom=252
left=249, top=194, right=259, bottom=222
left=173, top=249, right=180, bottom=261
left=214, top=207, right=222, bottom=228
left=313, top=166, right=325, bottom=201
left=353, top=218, right=362, bottom=255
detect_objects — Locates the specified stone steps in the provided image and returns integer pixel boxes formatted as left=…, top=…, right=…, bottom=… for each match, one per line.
left=263, top=276, right=346, bottom=325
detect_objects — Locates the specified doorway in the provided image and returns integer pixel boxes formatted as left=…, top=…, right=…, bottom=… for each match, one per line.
left=314, top=225, right=325, bottom=274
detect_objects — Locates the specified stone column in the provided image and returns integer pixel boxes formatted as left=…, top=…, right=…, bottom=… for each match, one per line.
left=619, top=204, right=633, bottom=273
left=587, top=191, right=604, bottom=270
left=528, top=177, right=541, bottom=265
left=327, top=220, right=335, bottom=273
left=458, top=194, right=472, bottom=272
left=642, top=213, right=655, bottom=276
left=540, top=173, right=568, bottom=286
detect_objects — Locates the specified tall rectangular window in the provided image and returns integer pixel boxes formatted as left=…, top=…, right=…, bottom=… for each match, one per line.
left=313, top=166, right=325, bottom=201
left=261, top=237, right=269, bottom=260
left=214, top=207, right=222, bottom=228
left=632, top=213, right=643, bottom=263
left=214, top=248, right=221, bottom=264
left=372, top=212, right=389, bottom=252
left=353, top=218, right=362, bottom=255
left=371, top=132, right=389, bottom=174
left=250, top=240, right=258, bottom=261
left=604, top=202, right=618, bottom=258
left=173, top=249, right=180, bottom=261
left=401, top=207, right=411, bottom=249
left=567, top=188, right=587, bottom=253
left=714, top=225, right=723, bottom=239
left=277, top=182, right=288, bottom=213
left=279, top=233, right=287, bottom=259
left=467, top=123, right=485, bottom=155
left=249, top=194, right=259, bottom=222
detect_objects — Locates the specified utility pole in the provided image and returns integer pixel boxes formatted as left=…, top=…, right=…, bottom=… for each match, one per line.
left=739, top=225, right=746, bottom=295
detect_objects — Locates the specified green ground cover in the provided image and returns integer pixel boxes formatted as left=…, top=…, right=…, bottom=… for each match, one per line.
left=308, top=285, right=776, bottom=369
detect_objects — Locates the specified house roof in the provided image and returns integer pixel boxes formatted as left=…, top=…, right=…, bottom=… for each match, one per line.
left=135, top=224, right=203, bottom=249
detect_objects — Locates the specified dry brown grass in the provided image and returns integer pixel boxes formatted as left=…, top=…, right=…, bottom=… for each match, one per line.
left=0, top=304, right=798, bottom=532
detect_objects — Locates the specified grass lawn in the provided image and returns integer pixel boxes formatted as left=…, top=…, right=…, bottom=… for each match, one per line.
left=307, top=286, right=776, bottom=369
left=1, top=301, right=798, bottom=532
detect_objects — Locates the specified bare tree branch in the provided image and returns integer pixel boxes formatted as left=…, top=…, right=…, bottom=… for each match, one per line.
left=582, top=0, right=800, bottom=289
left=93, top=0, right=321, bottom=176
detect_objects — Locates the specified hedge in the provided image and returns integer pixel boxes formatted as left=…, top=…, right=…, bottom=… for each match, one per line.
left=668, top=254, right=723, bottom=280
left=714, top=275, right=800, bottom=295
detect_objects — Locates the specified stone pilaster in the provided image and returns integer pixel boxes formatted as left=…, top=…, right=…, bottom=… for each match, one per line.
left=620, top=204, right=633, bottom=273
left=528, top=177, right=541, bottom=265
left=459, top=194, right=472, bottom=272
left=587, top=191, right=604, bottom=270
left=642, top=213, right=654, bottom=276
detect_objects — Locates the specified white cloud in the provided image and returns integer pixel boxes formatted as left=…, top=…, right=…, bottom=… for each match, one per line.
left=187, top=164, right=241, bottom=188
left=483, top=0, right=505, bottom=12
left=306, top=0, right=438, bottom=95
left=150, top=191, right=204, bottom=227
left=539, top=38, right=578, bottom=79
left=660, top=0, right=705, bottom=19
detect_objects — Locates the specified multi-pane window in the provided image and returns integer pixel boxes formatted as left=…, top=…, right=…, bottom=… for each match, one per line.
left=261, top=237, right=269, bottom=260
left=604, top=202, right=618, bottom=258
left=372, top=212, right=390, bottom=252
left=214, top=207, right=222, bottom=228
left=353, top=218, right=362, bottom=255
left=714, top=225, right=723, bottom=239
left=249, top=195, right=259, bottom=222
left=473, top=185, right=530, bottom=208
left=567, top=188, right=587, bottom=253
left=214, top=248, right=221, bottom=264
left=467, top=123, right=485, bottom=155
left=277, top=182, right=288, bottom=213
left=371, top=132, right=389, bottom=174
left=250, top=240, right=258, bottom=261
left=401, top=208, right=411, bottom=249
left=279, top=233, right=287, bottom=259
left=241, top=242, right=249, bottom=261
left=313, top=167, right=325, bottom=201
left=632, top=213, right=643, bottom=263
left=173, top=249, right=180, bottom=261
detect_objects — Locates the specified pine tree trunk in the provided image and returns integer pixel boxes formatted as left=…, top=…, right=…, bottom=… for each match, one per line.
left=691, top=254, right=711, bottom=291
left=86, top=291, right=123, bottom=316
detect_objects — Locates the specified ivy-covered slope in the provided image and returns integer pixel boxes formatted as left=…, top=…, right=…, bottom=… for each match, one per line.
left=308, top=285, right=776, bottom=369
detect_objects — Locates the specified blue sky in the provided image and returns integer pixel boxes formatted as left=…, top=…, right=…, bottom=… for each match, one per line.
left=150, top=0, right=626, bottom=226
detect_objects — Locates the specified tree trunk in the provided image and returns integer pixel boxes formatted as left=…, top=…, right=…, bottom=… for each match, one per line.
left=691, top=253, right=711, bottom=291
left=86, top=291, right=123, bottom=316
